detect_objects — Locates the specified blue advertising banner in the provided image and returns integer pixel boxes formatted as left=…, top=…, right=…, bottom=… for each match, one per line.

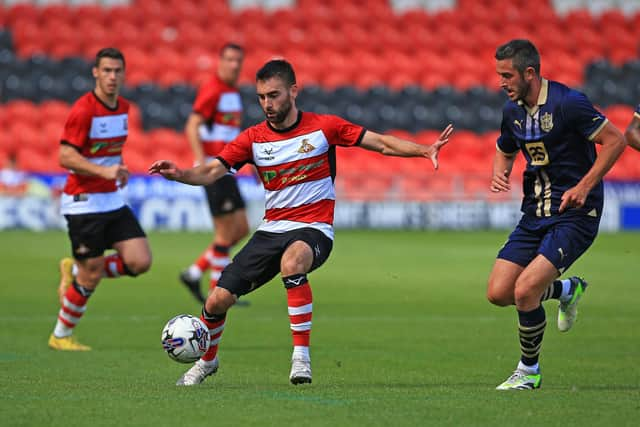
left=1, top=175, right=640, bottom=231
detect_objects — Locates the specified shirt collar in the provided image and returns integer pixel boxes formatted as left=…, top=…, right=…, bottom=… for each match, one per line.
left=517, top=78, right=548, bottom=115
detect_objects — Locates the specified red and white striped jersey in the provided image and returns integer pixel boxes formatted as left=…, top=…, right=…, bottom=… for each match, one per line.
left=60, top=91, right=129, bottom=215
left=218, top=111, right=366, bottom=239
left=193, top=75, right=243, bottom=158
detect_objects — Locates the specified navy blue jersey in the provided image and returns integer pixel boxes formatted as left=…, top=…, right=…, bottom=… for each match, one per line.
left=635, top=103, right=640, bottom=118
left=497, top=79, right=608, bottom=217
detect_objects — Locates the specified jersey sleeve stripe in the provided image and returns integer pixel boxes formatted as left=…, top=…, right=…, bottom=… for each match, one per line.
left=354, top=127, right=367, bottom=146
left=588, top=118, right=609, bottom=141
left=215, top=156, right=231, bottom=170
left=496, top=142, right=519, bottom=156
left=60, top=140, right=82, bottom=151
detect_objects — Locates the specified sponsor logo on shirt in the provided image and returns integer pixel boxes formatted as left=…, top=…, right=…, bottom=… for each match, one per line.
left=258, top=145, right=276, bottom=161
left=261, top=159, right=326, bottom=185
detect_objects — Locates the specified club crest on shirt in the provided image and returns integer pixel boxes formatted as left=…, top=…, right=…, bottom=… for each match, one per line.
left=540, top=112, right=553, bottom=132
left=297, top=139, right=316, bottom=154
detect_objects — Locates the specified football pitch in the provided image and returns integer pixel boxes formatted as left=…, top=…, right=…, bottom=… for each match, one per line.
left=1, top=229, right=638, bottom=426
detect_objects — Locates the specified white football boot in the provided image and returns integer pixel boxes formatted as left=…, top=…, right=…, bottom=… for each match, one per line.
left=176, top=358, right=219, bottom=386
left=289, top=357, right=312, bottom=385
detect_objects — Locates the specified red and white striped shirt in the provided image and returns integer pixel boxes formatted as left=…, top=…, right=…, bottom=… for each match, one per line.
left=218, top=111, right=365, bottom=239
left=60, top=91, right=129, bottom=215
left=193, top=75, right=243, bottom=158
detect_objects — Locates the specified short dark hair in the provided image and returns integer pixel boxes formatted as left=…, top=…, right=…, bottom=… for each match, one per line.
left=495, top=39, right=540, bottom=75
left=95, top=47, right=125, bottom=68
left=256, top=59, right=296, bottom=86
left=219, top=42, right=244, bottom=57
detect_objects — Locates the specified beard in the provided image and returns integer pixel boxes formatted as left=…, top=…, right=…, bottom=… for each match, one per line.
left=515, top=79, right=531, bottom=102
left=264, top=98, right=292, bottom=125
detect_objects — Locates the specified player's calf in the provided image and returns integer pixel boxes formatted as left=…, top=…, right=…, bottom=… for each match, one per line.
left=284, top=273, right=313, bottom=385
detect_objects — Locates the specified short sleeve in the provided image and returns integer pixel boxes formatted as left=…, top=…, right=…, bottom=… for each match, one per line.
left=217, top=129, right=253, bottom=169
left=496, top=114, right=519, bottom=155
left=60, top=105, right=92, bottom=149
left=324, top=115, right=366, bottom=147
left=634, top=104, right=640, bottom=120
left=192, top=82, right=220, bottom=119
left=562, top=91, right=608, bottom=141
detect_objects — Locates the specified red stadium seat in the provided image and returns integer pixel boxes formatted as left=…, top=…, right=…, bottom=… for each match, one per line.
left=5, top=4, right=39, bottom=27
left=16, top=146, right=53, bottom=174
left=398, top=173, right=459, bottom=201
left=604, top=105, right=634, bottom=131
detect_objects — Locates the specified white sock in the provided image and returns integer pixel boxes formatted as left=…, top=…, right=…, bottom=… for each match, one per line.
left=71, top=263, right=78, bottom=276
left=199, top=357, right=218, bottom=367
left=559, top=279, right=573, bottom=302
left=53, top=320, right=72, bottom=338
left=188, top=265, right=203, bottom=280
left=293, top=346, right=310, bottom=361
left=517, top=360, right=539, bottom=374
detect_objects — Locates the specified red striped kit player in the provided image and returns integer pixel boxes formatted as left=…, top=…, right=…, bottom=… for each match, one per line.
left=179, top=43, right=250, bottom=304
left=48, top=48, right=152, bottom=351
left=150, top=60, right=453, bottom=385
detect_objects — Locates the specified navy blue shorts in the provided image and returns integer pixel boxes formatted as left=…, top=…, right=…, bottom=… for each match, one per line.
left=497, top=212, right=600, bottom=273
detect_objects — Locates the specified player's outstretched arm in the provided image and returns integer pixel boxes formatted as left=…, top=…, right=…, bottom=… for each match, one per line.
left=59, top=144, right=129, bottom=187
left=560, top=122, right=626, bottom=212
left=185, top=113, right=207, bottom=166
left=624, top=113, right=640, bottom=152
left=359, top=124, right=453, bottom=169
left=148, top=158, right=229, bottom=185
left=490, top=150, right=516, bottom=193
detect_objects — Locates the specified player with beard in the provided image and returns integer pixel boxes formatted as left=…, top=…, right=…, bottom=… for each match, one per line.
left=487, top=39, right=625, bottom=390
left=150, top=59, right=454, bottom=386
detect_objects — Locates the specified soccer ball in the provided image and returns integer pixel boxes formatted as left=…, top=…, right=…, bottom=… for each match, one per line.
left=161, top=314, right=210, bottom=363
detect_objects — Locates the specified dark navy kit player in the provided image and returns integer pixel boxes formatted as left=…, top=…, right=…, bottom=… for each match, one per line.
left=486, top=39, right=626, bottom=390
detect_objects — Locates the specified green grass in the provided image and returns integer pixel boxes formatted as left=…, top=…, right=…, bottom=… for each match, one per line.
left=0, top=230, right=639, bottom=426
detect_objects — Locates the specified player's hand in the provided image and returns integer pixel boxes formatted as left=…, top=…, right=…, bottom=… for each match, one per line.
left=490, top=169, right=511, bottom=192
left=148, top=160, right=184, bottom=181
left=424, top=123, right=454, bottom=169
left=103, top=164, right=129, bottom=187
left=559, top=184, right=589, bottom=212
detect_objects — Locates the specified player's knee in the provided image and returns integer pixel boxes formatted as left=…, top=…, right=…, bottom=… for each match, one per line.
left=486, top=287, right=513, bottom=306
left=486, top=276, right=513, bottom=306
left=514, top=281, right=538, bottom=306
left=205, top=287, right=236, bottom=314
left=280, top=256, right=306, bottom=276
left=236, top=220, right=249, bottom=241
left=123, top=256, right=152, bottom=276
left=77, top=263, right=102, bottom=287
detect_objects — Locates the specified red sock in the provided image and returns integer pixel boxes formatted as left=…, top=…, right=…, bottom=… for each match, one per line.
left=55, top=281, right=92, bottom=334
left=200, top=311, right=226, bottom=362
left=209, top=245, right=230, bottom=292
left=285, top=276, right=312, bottom=347
left=194, top=246, right=213, bottom=273
left=103, top=254, right=127, bottom=278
